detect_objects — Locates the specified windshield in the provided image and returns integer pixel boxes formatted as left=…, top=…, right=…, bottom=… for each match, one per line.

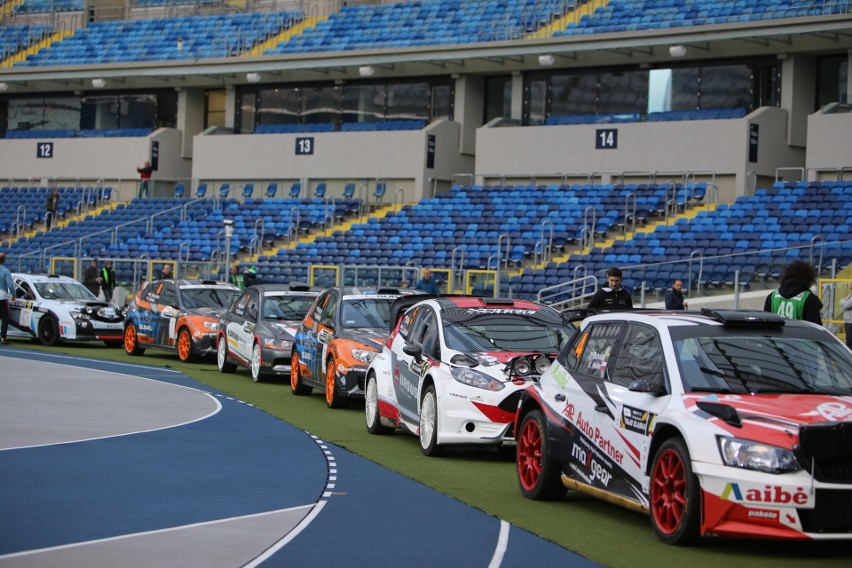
left=181, top=287, right=237, bottom=309
left=443, top=315, right=572, bottom=353
left=674, top=334, right=852, bottom=395
left=341, top=298, right=395, bottom=329
left=263, top=295, right=314, bottom=321
left=35, top=281, right=96, bottom=301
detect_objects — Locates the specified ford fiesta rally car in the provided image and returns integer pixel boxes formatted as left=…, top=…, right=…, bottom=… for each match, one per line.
left=8, top=273, right=123, bottom=346
left=365, top=296, right=575, bottom=455
left=123, top=279, right=239, bottom=362
left=514, top=308, right=852, bottom=545
left=216, top=283, right=320, bottom=381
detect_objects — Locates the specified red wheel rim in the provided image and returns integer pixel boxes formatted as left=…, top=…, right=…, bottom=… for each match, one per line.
left=177, top=330, right=191, bottom=360
left=651, top=448, right=687, bottom=535
left=517, top=418, right=543, bottom=491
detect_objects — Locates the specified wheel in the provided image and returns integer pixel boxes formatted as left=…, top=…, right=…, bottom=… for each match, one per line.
left=419, top=385, right=442, bottom=456
left=290, top=350, right=311, bottom=395
left=517, top=409, right=565, bottom=500
left=176, top=327, right=197, bottom=362
left=104, top=340, right=123, bottom=348
left=37, top=315, right=60, bottom=346
left=365, top=372, right=393, bottom=435
left=325, top=357, right=347, bottom=408
left=217, top=335, right=236, bottom=373
left=124, top=324, right=145, bottom=355
left=650, top=437, right=701, bottom=546
left=250, top=343, right=267, bottom=382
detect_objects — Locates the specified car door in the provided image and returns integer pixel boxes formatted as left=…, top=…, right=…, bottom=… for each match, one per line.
left=297, top=290, right=333, bottom=383
left=151, top=282, right=180, bottom=347
left=315, top=290, right=339, bottom=379
left=553, top=321, right=628, bottom=490
left=393, top=306, right=438, bottom=423
left=222, top=290, right=252, bottom=362
left=597, top=323, right=670, bottom=495
left=9, top=277, right=36, bottom=333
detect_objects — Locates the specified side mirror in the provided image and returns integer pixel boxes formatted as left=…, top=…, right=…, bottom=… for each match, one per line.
left=403, top=343, right=423, bottom=363
left=628, top=377, right=667, bottom=396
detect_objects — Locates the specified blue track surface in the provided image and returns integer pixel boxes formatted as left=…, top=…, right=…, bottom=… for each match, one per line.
left=0, top=349, right=600, bottom=567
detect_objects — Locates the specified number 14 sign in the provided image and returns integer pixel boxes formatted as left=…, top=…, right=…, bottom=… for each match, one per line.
left=595, top=129, right=618, bottom=149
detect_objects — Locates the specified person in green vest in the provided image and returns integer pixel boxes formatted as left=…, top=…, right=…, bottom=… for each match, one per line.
left=100, top=260, right=116, bottom=303
left=763, top=259, right=823, bottom=325
left=229, top=265, right=244, bottom=290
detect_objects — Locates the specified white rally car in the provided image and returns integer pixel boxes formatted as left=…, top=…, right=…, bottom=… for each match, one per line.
left=365, top=296, right=574, bottom=455
left=8, top=273, right=124, bottom=346
left=515, top=308, right=852, bottom=545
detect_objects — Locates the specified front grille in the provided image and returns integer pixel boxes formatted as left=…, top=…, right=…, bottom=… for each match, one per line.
left=796, top=422, right=852, bottom=483
left=798, top=489, right=852, bottom=534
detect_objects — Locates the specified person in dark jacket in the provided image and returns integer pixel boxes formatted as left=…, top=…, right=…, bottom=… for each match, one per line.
left=100, top=261, right=116, bottom=303
left=243, top=266, right=261, bottom=287
left=587, top=267, right=633, bottom=310
left=664, top=279, right=688, bottom=310
left=82, top=259, right=102, bottom=297
left=763, top=260, right=823, bottom=325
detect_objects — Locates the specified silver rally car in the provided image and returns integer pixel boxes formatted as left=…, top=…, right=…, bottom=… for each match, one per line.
left=8, top=273, right=124, bottom=346
left=216, top=283, right=320, bottom=382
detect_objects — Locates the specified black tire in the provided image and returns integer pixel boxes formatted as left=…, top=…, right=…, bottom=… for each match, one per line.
left=37, top=315, right=60, bottom=346
left=104, top=340, right=123, bottom=348
left=419, top=385, right=442, bottom=456
left=365, top=372, right=393, bottom=435
left=217, top=334, right=236, bottom=373
left=649, top=437, right=701, bottom=546
left=516, top=409, right=566, bottom=500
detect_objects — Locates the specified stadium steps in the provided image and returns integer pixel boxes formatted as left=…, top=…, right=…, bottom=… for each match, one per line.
left=2, top=0, right=23, bottom=19
left=527, top=0, right=613, bottom=38
left=3, top=200, right=119, bottom=247
left=249, top=15, right=327, bottom=57
left=240, top=202, right=397, bottom=265
left=1, top=27, right=75, bottom=67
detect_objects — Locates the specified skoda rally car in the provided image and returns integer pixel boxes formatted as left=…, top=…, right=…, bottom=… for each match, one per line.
left=8, top=273, right=123, bottom=346
left=514, top=308, right=852, bottom=545
left=365, top=296, right=574, bottom=455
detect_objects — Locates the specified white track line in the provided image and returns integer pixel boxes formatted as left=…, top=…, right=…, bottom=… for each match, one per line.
left=488, top=520, right=510, bottom=568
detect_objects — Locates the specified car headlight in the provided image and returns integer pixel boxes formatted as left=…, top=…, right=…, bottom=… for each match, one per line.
left=717, top=436, right=802, bottom=474
left=450, top=367, right=505, bottom=391
left=351, top=348, right=378, bottom=364
left=203, top=321, right=218, bottom=331
left=264, top=338, right=293, bottom=351
left=70, top=311, right=90, bottom=321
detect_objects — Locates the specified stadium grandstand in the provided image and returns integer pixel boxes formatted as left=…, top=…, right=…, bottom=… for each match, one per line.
left=0, top=0, right=851, bottom=336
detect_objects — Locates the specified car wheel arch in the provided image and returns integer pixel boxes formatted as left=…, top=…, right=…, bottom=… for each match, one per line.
left=646, top=423, right=687, bottom=477
left=419, top=375, right=436, bottom=406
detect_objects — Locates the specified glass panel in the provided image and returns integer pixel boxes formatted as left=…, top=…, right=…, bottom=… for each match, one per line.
left=7, top=97, right=80, bottom=131
left=257, top=87, right=300, bottom=125
left=387, top=82, right=429, bottom=120
left=484, top=75, right=511, bottom=123
left=343, top=83, right=385, bottom=124
left=699, top=64, right=752, bottom=109
left=205, top=89, right=227, bottom=128
left=431, top=84, right=453, bottom=121
left=550, top=74, right=597, bottom=115
left=598, top=70, right=648, bottom=114
left=670, top=67, right=700, bottom=110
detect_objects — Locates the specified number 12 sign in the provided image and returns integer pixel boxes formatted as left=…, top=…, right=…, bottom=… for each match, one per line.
left=595, top=129, right=618, bottom=149
left=37, top=141, right=54, bottom=158
left=295, top=137, right=314, bottom=155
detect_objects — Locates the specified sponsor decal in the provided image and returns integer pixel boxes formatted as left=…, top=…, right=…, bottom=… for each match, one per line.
left=318, top=329, right=333, bottom=344
left=571, top=442, right=613, bottom=487
left=747, top=509, right=779, bottom=520
left=576, top=412, right=624, bottom=465
left=227, top=328, right=240, bottom=341
left=720, top=483, right=812, bottom=506
left=473, top=354, right=500, bottom=367
left=242, top=321, right=254, bottom=334
left=812, top=401, right=852, bottom=422
left=138, top=324, right=153, bottom=334
left=142, top=311, right=153, bottom=323
left=551, top=365, right=570, bottom=389
left=408, top=358, right=430, bottom=377
left=586, top=348, right=611, bottom=374
left=466, top=308, right=538, bottom=316
left=620, top=405, right=654, bottom=436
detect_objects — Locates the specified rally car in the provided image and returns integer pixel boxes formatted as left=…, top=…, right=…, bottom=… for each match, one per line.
left=216, top=283, right=320, bottom=381
left=290, top=286, right=420, bottom=408
left=7, top=273, right=124, bottom=346
left=123, top=279, right=239, bottom=362
left=514, top=308, right=852, bottom=545
left=365, top=296, right=575, bottom=456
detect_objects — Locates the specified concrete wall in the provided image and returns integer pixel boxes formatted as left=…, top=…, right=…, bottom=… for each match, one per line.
left=805, top=111, right=852, bottom=174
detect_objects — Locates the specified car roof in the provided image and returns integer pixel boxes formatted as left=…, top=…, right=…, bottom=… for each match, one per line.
left=250, top=283, right=321, bottom=295
left=150, top=279, right=238, bottom=289
left=12, top=273, right=78, bottom=283
left=583, top=308, right=819, bottom=332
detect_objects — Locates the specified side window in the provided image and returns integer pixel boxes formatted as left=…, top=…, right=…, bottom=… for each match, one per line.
left=233, top=291, right=251, bottom=316
left=320, top=292, right=338, bottom=327
left=398, top=306, right=419, bottom=340
left=16, top=280, right=35, bottom=300
left=411, top=308, right=439, bottom=360
left=609, top=324, right=665, bottom=388
left=310, top=292, right=330, bottom=323
left=245, top=290, right=259, bottom=321
left=159, top=283, right=178, bottom=308
left=570, top=323, right=624, bottom=379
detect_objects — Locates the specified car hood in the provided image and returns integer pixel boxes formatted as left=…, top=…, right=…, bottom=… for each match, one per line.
left=266, top=321, right=300, bottom=339
left=185, top=307, right=226, bottom=320
left=60, top=300, right=121, bottom=315
left=338, top=327, right=387, bottom=349
left=683, top=393, right=852, bottom=450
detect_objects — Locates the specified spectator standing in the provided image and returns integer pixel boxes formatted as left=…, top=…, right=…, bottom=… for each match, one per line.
left=243, top=266, right=261, bottom=287
left=0, top=252, right=13, bottom=345
left=763, top=260, right=823, bottom=325
left=839, top=288, right=852, bottom=349
left=229, top=266, right=244, bottom=289
left=415, top=268, right=440, bottom=295
left=664, top=279, right=688, bottom=310
left=83, top=258, right=102, bottom=297
left=587, top=267, right=633, bottom=310
left=137, top=161, right=153, bottom=198
left=45, top=188, right=59, bottom=230
left=157, top=264, right=173, bottom=280
left=100, top=261, right=116, bottom=303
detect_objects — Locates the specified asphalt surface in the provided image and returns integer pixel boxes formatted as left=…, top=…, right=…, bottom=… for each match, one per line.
left=0, top=348, right=600, bottom=567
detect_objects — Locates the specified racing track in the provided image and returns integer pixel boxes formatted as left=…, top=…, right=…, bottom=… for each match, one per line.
left=0, top=349, right=600, bottom=568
